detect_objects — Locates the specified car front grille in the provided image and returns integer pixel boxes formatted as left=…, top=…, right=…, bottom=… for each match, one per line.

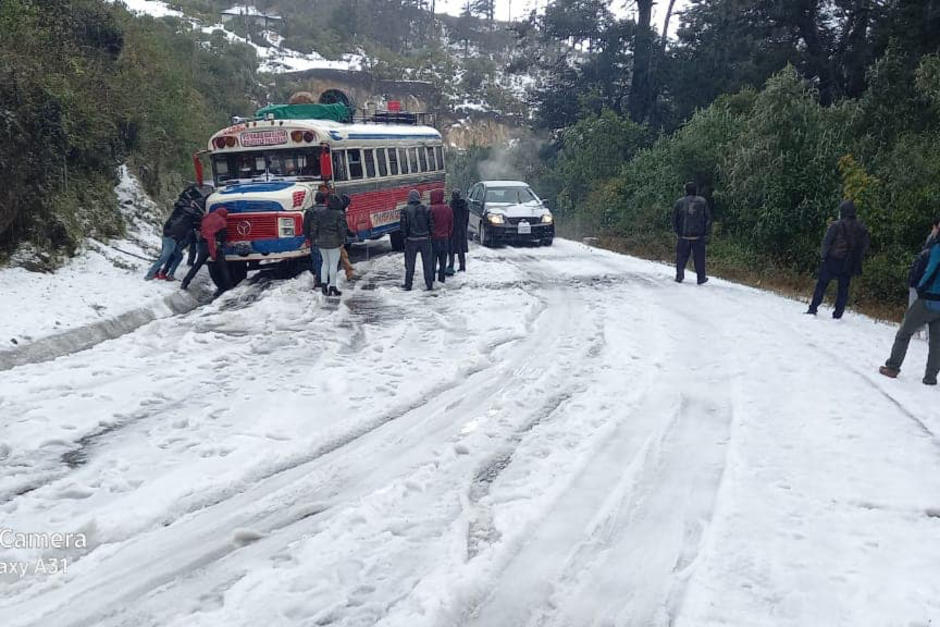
left=506, top=216, right=544, bottom=225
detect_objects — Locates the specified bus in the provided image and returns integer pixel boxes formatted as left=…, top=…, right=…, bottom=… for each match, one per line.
left=194, top=97, right=446, bottom=288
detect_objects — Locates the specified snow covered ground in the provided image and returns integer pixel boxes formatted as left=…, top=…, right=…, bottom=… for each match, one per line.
left=0, top=167, right=188, bottom=349
left=2, top=240, right=940, bottom=626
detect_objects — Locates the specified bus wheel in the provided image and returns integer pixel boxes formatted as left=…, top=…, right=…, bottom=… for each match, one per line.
left=209, top=260, right=248, bottom=289
left=389, top=230, right=405, bottom=252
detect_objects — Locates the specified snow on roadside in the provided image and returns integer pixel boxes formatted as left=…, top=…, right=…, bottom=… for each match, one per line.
left=0, top=166, right=178, bottom=347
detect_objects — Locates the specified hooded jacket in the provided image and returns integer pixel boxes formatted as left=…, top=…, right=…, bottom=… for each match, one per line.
left=201, top=209, right=229, bottom=260
left=310, top=195, right=348, bottom=249
left=400, top=189, right=433, bottom=240
left=917, top=241, right=940, bottom=311
left=673, top=194, right=711, bottom=239
left=821, top=200, right=870, bottom=276
left=429, top=189, right=453, bottom=240
left=450, top=192, right=470, bottom=253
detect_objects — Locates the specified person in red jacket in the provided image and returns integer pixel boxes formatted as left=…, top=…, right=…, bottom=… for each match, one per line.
left=428, top=189, right=454, bottom=284
left=181, top=208, right=232, bottom=295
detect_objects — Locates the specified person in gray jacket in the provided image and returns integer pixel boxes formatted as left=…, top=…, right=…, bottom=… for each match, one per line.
left=310, top=194, right=348, bottom=297
left=400, top=189, right=435, bottom=291
left=673, top=182, right=712, bottom=284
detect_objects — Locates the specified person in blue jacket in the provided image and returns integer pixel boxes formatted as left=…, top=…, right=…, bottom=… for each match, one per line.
left=880, top=220, right=940, bottom=385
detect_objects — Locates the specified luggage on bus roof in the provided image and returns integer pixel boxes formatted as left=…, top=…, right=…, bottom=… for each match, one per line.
left=255, top=103, right=351, bottom=122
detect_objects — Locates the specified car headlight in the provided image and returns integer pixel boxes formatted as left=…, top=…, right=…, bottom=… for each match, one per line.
left=541, top=213, right=553, bottom=224
left=487, top=213, right=505, bottom=224
left=278, top=217, right=296, bottom=237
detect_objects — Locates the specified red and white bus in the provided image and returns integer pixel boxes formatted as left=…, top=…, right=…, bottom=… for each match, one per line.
left=195, top=100, right=445, bottom=287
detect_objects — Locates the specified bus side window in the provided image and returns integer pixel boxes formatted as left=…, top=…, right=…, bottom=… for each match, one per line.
left=427, top=147, right=437, bottom=171
left=332, top=150, right=348, bottom=181
left=377, top=148, right=389, bottom=177
left=409, top=147, right=419, bottom=173
left=348, top=149, right=364, bottom=180
left=388, top=148, right=399, bottom=175
left=364, top=149, right=376, bottom=178
left=435, top=146, right=444, bottom=171
left=418, top=147, right=429, bottom=172
left=399, top=148, right=410, bottom=174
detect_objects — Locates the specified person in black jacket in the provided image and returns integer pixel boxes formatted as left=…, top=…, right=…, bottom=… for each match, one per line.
left=161, top=188, right=204, bottom=280
left=303, top=191, right=327, bottom=288
left=806, top=200, right=871, bottom=318
left=673, top=182, right=712, bottom=284
left=310, top=194, right=348, bottom=296
left=400, top=189, right=434, bottom=291
left=447, top=190, right=470, bottom=275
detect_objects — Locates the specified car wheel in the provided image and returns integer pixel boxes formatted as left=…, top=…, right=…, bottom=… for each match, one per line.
left=480, top=224, right=492, bottom=247
left=541, top=238, right=554, bottom=247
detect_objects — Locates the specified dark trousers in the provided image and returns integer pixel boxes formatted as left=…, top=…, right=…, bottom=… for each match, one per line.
left=885, top=299, right=940, bottom=376
left=809, top=257, right=851, bottom=317
left=432, top=238, right=449, bottom=282
left=404, top=238, right=434, bottom=289
left=182, top=240, right=232, bottom=291
left=448, top=251, right=466, bottom=271
left=676, top=238, right=707, bottom=283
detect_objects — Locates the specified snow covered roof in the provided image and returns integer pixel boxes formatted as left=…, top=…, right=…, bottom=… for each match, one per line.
left=221, top=4, right=282, bottom=19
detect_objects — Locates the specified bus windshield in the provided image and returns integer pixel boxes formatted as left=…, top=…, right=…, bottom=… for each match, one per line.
left=212, top=148, right=323, bottom=184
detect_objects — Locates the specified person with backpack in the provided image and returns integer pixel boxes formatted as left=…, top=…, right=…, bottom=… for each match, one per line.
left=310, top=194, right=348, bottom=297
left=447, top=190, right=470, bottom=275
left=805, top=200, right=871, bottom=318
left=880, top=219, right=940, bottom=385
left=429, top=189, right=454, bottom=283
left=673, top=182, right=712, bottom=285
left=400, top=189, right=435, bottom=291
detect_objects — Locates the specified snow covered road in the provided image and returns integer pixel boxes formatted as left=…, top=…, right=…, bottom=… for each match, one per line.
left=2, top=240, right=940, bottom=626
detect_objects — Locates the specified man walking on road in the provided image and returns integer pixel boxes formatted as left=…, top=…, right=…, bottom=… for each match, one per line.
left=880, top=219, right=940, bottom=385
left=400, top=189, right=434, bottom=291
left=429, top=189, right=454, bottom=283
left=806, top=200, right=870, bottom=318
left=673, top=182, right=711, bottom=285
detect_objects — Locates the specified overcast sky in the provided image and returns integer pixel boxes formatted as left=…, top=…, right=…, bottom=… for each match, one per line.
left=435, top=0, right=691, bottom=38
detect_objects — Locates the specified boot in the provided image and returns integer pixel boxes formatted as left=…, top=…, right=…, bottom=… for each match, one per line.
left=879, top=366, right=899, bottom=379
left=321, top=285, right=329, bottom=296
left=329, top=286, right=342, bottom=297
left=924, top=374, right=938, bottom=386
left=156, top=272, right=167, bottom=280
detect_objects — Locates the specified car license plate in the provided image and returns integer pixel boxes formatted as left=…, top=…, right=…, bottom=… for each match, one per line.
left=518, top=221, right=531, bottom=235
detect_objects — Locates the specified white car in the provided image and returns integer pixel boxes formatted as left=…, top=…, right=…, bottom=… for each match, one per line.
left=466, top=181, right=554, bottom=247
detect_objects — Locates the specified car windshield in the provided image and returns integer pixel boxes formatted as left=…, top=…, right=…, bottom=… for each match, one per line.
left=212, top=148, right=323, bottom=184
left=485, top=187, right=538, bottom=204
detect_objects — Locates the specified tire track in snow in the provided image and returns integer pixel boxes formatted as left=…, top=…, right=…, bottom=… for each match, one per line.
left=456, top=278, right=737, bottom=627
left=0, top=262, right=568, bottom=626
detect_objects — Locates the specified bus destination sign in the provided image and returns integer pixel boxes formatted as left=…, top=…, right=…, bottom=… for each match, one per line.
left=241, top=129, right=289, bottom=147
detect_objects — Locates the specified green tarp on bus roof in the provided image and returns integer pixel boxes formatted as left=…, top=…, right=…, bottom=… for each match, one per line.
left=255, top=103, right=351, bottom=122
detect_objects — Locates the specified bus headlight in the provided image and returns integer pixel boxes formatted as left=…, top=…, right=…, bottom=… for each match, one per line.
left=541, top=213, right=554, bottom=224
left=487, top=213, right=505, bottom=225
left=278, top=217, right=296, bottom=237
